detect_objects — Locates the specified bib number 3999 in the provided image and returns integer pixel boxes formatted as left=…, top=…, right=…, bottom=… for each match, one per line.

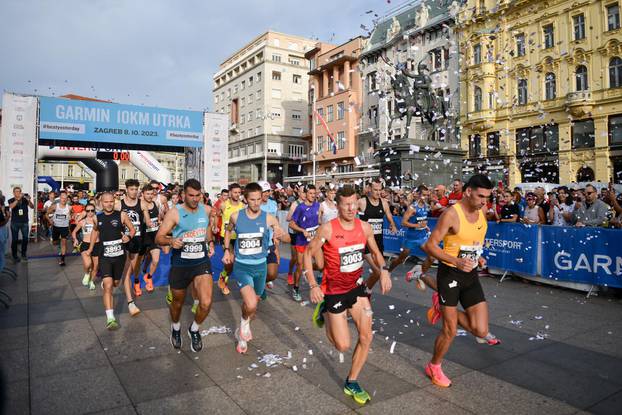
left=181, top=237, right=205, bottom=259
left=338, top=244, right=365, bottom=273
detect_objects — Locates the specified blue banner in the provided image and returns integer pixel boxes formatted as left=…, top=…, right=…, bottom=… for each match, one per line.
left=541, top=226, right=622, bottom=288
left=39, top=96, right=204, bottom=147
left=484, top=222, right=538, bottom=275
left=382, top=216, right=436, bottom=258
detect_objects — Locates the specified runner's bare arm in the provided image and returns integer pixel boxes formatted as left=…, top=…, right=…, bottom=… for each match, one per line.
left=222, top=211, right=238, bottom=264
left=303, top=223, right=331, bottom=303
left=363, top=221, right=391, bottom=294
left=401, top=206, right=418, bottom=228
left=71, top=220, right=83, bottom=245
left=205, top=205, right=214, bottom=256
left=382, top=198, right=398, bottom=232
left=120, top=212, right=135, bottom=240
left=155, top=208, right=179, bottom=246
left=141, top=201, right=153, bottom=228
left=357, top=197, right=366, bottom=215
left=267, top=214, right=290, bottom=243
left=285, top=201, right=298, bottom=222
left=422, top=208, right=474, bottom=272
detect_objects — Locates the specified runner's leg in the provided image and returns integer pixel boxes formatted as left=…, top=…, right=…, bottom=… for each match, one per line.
left=388, top=248, right=410, bottom=272
left=192, top=275, right=213, bottom=324
left=346, top=296, right=373, bottom=381
left=431, top=306, right=458, bottom=364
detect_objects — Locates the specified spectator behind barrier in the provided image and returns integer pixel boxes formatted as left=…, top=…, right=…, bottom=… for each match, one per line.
left=572, top=184, right=610, bottom=227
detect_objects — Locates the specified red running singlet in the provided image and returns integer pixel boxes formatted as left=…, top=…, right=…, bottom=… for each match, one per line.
left=321, top=218, right=367, bottom=295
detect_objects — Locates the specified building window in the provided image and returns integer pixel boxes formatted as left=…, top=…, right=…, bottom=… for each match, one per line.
left=68, top=165, right=74, bottom=176
left=443, top=47, right=450, bottom=69
left=473, top=44, right=482, bottom=65
left=249, top=76, right=254, bottom=86
left=610, top=57, right=622, bottom=88
left=610, top=115, right=622, bottom=145
left=474, top=86, right=482, bottom=111
left=316, top=107, right=323, bottom=125
left=272, top=54, right=281, bottom=62
left=317, top=135, right=324, bottom=152
left=271, top=89, right=281, bottom=99
left=543, top=24, right=554, bottom=49
left=241, top=97, right=245, bottom=107
left=573, top=14, right=586, bottom=40
left=248, top=111, right=253, bottom=121
left=488, top=91, right=495, bottom=109
left=430, top=48, right=442, bottom=71
left=293, top=74, right=302, bottom=84
left=270, top=107, right=281, bottom=117
left=607, top=4, right=620, bottom=30
left=469, top=134, right=481, bottom=158
left=327, top=105, right=334, bottom=122
left=288, top=144, right=304, bottom=158
left=516, top=124, right=559, bottom=154
left=337, top=131, right=345, bottom=150
left=516, top=34, right=526, bottom=57
left=257, top=72, right=262, bottom=82
left=337, top=102, right=345, bottom=120
left=572, top=119, right=595, bottom=148
left=241, top=80, right=246, bottom=90
left=576, top=65, right=588, bottom=91
left=240, top=114, right=245, bottom=124
left=272, top=71, right=281, bottom=81
left=487, top=132, right=500, bottom=157
left=367, top=71, right=378, bottom=91
left=288, top=56, right=300, bottom=65
left=545, top=73, right=556, bottom=100
left=121, top=169, right=127, bottom=180
left=248, top=93, right=253, bottom=104
left=256, top=90, right=262, bottom=100
left=292, top=111, right=301, bottom=120
left=517, top=79, right=528, bottom=105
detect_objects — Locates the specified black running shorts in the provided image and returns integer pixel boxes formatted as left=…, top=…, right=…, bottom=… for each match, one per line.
left=324, top=285, right=367, bottom=314
left=52, top=226, right=69, bottom=241
left=267, top=245, right=278, bottom=264
left=364, top=234, right=384, bottom=255
left=80, top=241, right=102, bottom=257
left=436, top=262, right=486, bottom=309
left=169, top=261, right=212, bottom=290
left=125, top=236, right=143, bottom=254
left=100, top=257, right=125, bottom=281
left=141, top=232, right=160, bottom=254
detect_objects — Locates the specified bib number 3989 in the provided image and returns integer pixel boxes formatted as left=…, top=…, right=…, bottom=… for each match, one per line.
left=338, top=244, right=364, bottom=273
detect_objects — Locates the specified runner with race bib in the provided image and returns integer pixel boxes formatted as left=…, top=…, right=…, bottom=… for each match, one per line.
left=156, top=179, right=214, bottom=353
left=48, top=191, right=71, bottom=266
left=302, top=185, right=392, bottom=406
left=140, top=183, right=161, bottom=294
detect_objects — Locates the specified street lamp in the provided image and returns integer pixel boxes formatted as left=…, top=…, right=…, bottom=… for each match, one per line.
left=311, top=85, right=317, bottom=185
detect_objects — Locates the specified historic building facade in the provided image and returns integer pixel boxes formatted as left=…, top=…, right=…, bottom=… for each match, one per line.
left=458, top=0, right=622, bottom=185
left=358, top=1, right=464, bottom=186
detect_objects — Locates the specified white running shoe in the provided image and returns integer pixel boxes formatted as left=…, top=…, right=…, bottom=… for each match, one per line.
left=128, top=302, right=141, bottom=316
left=235, top=328, right=248, bottom=353
left=266, top=281, right=274, bottom=290
left=240, top=321, right=253, bottom=342
left=82, top=273, right=90, bottom=286
left=476, top=333, right=501, bottom=345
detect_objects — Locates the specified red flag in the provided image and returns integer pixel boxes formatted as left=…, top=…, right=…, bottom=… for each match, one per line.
left=314, top=109, right=337, bottom=154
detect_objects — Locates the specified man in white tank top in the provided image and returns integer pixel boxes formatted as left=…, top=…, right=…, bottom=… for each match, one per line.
left=319, top=186, right=338, bottom=224
left=48, top=191, right=71, bottom=266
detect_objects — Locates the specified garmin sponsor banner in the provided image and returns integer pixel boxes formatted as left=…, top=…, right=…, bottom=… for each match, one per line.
left=38, top=96, right=204, bottom=147
left=541, top=226, right=622, bottom=288
left=203, top=112, right=228, bottom=195
left=0, top=92, right=37, bottom=198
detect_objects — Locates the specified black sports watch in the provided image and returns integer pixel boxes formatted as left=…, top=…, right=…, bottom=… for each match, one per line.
left=382, top=265, right=390, bottom=271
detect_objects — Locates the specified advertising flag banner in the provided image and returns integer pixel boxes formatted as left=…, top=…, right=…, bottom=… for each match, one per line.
left=203, top=113, right=228, bottom=196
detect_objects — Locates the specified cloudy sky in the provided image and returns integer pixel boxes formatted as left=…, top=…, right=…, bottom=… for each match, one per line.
left=0, top=0, right=402, bottom=111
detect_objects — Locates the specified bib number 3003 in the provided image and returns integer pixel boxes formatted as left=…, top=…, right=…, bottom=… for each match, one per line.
left=338, top=244, right=365, bottom=273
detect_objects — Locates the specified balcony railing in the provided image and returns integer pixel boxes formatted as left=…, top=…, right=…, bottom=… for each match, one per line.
left=565, top=91, right=592, bottom=104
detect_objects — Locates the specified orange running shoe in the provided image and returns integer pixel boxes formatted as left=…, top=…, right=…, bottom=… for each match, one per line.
left=425, top=362, right=451, bottom=388
left=427, top=292, right=441, bottom=325
left=134, top=281, right=143, bottom=297
left=143, top=274, right=154, bottom=293
left=218, top=271, right=231, bottom=295
left=287, top=273, right=294, bottom=285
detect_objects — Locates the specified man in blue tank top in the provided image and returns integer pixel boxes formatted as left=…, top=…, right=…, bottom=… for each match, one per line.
left=223, top=182, right=289, bottom=354
left=156, top=179, right=214, bottom=353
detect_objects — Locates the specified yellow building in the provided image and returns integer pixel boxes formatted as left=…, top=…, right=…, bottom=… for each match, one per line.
left=458, top=0, right=622, bottom=186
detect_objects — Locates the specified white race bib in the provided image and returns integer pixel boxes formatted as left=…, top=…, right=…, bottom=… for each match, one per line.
left=146, top=217, right=159, bottom=232
left=458, top=245, right=482, bottom=265
left=238, top=232, right=263, bottom=255
left=368, top=218, right=383, bottom=235
left=338, top=244, right=365, bottom=273
left=181, top=237, right=205, bottom=259
left=305, top=226, right=319, bottom=241
left=103, top=239, right=124, bottom=257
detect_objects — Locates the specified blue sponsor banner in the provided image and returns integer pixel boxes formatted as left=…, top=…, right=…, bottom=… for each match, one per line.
left=39, top=96, right=204, bottom=147
left=484, top=222, right=538, bottom=275
left=540, top=226, right=622, bottom=288
left=382, top=216, right=435, bottom=258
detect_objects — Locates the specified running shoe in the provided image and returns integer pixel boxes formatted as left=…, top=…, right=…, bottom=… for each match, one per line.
left=21, top=255, right=28, bottom=263
left=218, top=271, right=231, bottom=295
left=58, top=256, right=65, bottom=266
left=133, top=281, right=142, bottom=297
left=312, top=300, right=326, bottom=329
left=166, top=287, right=173, bottom=305
left=82, top=273, right=91, bottom=286
left=425, top=362, right=451, bottom=388
left=191, top=302, right=198, bottom=315
left=266, top=281, right=274, bottom=290
left=170, top=327, right=182, bottom=349
left=405, top=265, right=427, bottom=291
left=235, top=328, right=248, bottom=354
left=89, top=281, right=96, bottom=291
left=188, top=327, right=203, bottom=352
left=143, top=274, right=154, bottom=293
left=476, top=333, right=501, bottom=346
left=343, top=379, right=371, bottom=405
left=106, top=318, right=119, bottom=331
left=128, top=301, right=141, bottom=316
left=287, top=273, right=294, bottom=285
left=427, top=292, right=441, bottom=325
left=292, top=288, right=302, bottom=302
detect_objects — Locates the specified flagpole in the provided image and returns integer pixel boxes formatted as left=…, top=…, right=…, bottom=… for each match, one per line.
left=311, top=86, right=316, bottom=186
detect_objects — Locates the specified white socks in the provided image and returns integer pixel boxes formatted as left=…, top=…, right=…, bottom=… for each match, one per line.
left=241, top=317, right=250, bottom=330
left=190, top=321, right=200, bottom=332
left=105, top=309, right=114, bottom=320
left=193, top=299, right=199, bottom=306
left=172, top=322, right=181, bottom=331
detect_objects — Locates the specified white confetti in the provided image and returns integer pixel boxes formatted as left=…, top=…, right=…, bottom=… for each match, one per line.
left=390, top=341, right=396, bottom=354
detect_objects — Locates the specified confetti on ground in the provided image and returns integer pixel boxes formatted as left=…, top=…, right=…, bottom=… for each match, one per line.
left=390, top=341, right=396, bottom=354
left=200, top=326, right=231, bottom=336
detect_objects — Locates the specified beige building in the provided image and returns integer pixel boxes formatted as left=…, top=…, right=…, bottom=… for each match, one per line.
left=458, top=0, right=622, bottom=185
left=298, top=36, right=367, bottom=184
left=212, top=31, right=316, bottom=185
